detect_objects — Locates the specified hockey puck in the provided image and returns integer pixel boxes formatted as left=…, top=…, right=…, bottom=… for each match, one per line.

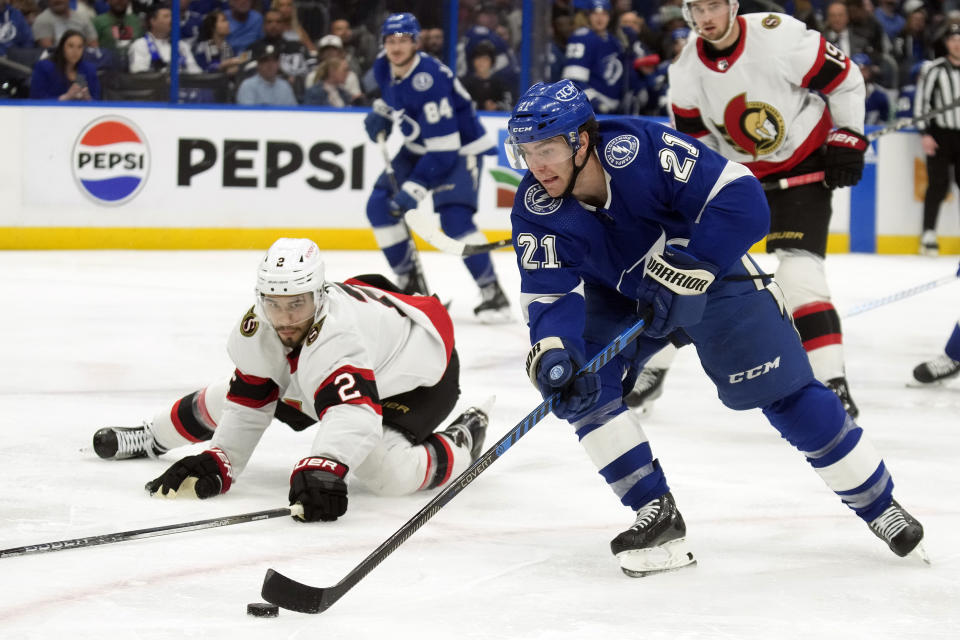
left=247, top=602, right=279, bottom=618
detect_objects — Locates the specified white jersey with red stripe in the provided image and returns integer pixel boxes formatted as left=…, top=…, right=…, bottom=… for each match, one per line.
left=667, top=13, right=865, bottom=178
left=209, top=278, right=454, bottom=477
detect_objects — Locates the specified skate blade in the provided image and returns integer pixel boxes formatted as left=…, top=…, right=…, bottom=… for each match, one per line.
left=911, top=542, right=932, bottom=566
left=616, top=537, right=697, bottom=578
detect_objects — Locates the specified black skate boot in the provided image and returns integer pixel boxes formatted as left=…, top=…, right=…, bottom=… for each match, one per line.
left=610, top=491, right=696, bottom=577
left=868, top=499, right=926, bottom=559
left=92, top=423, right=166, bottom=460
left=624, top=367, right=669, bottom=414
left=912, top=354, right=960, bottom=384
left=473, top=281, right=510, bottom=324
left=440, top=397, right=493, bottom=462
left=826, top=376, right=859, bottom=419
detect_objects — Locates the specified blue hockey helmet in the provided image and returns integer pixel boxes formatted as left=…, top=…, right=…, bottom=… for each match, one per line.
left=505, top=80, right=596, bottom=170
left=381, top=13, right=421, bottom=42
left=573, top=0, right=611, bottom=12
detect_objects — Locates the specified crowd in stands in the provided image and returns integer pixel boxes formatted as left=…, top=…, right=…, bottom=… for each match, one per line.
left=0, top=0, right=956, bottom=118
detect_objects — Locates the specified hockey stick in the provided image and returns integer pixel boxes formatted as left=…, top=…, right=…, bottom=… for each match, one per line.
left=763, top=96, right=960, bottom=192
left=842, top=272, right=958, bottom=319
left=377, top=133, right=430, bottom=294
left=0, top=504, right=303, bottom=559
left=261, top=308, right=654, bottom=614
left=404, top=208, right=512, bottom=257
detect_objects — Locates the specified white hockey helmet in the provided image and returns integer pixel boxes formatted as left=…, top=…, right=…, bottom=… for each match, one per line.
left=255, top=238, right=326, bottom=325
left=682, top=0, right=739, bottom=42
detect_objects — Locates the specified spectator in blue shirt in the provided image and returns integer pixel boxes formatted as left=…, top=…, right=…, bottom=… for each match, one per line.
left=236, top=42, right=295, bottom=104
left=0, top=0, right=34, bottom=56
left=874, top=0, right=905, bottom=41
left=225, top=0, right=262, bottom=54
left=29, top=28, right=100, bottom=99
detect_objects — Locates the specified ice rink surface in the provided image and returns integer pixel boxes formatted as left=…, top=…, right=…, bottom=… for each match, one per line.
left=0, top=249, right=958, bottom=640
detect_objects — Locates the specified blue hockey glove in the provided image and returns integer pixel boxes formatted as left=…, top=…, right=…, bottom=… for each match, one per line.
left=636, top=245, right=718, bottom=339
left=364, top=98, right=393, bottom=142
left=526, top=339, right=602, bottom=421
left=389, top=181, right=427, bottom=216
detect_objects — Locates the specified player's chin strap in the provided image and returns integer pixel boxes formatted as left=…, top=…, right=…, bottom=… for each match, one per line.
left=560, top=138, right=596, bottom=200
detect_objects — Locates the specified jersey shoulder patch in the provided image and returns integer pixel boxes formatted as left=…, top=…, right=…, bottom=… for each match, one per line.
left=760, top=13, right=781, bottom=29
left=604, top=134, right=641, bottom=168
left=571, top=26, right=590, bottom=37
left=523, top=182, right=563, bottom=215
left=239, top=305, right=259, bottom=337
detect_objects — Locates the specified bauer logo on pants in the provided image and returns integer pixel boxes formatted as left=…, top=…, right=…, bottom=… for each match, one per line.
left=72, top=116, right=150, bottom=206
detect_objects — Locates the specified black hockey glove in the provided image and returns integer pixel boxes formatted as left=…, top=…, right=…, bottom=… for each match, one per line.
left=146, top=448, right=233, bottom=499
left=526, top=338, right=602, bottom=422
left=636, top=245, right=717, bottom=338
left=824, top=128, right=868, bottom=188
left=289, top=456, right=349, bottom=522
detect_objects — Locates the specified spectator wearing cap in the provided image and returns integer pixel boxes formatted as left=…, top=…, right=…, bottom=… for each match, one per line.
left=236, top=41, right=297, bottom=104
left=129, top=4, right=201, bottom=73
left=461, top=39, right=511, bottom=111
left=31, top=0, right=97, bottom=49
left=305, top=32, right=361, bottom=99
left=892, top=0, right=935, bottom=88
left=0, top=0, right=34, bottom=56
left=248, top=8, right=310, bottom=80
left=914, top=22, right=960, bottom=255
left=225, top=0, right=263, bottom=54
left=852, top=52, right=891, bottom=124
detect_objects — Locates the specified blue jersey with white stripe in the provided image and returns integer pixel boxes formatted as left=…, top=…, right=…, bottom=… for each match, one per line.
left=510, top=118, right=769, bottom=355
left=561, top=27, right=624, bottom=112
left=373, top=52, right=492, bottom=189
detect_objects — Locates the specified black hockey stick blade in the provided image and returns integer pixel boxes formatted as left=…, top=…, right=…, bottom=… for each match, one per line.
left=461, top=237, right=512, bottom=256
left=261, top=308, right=653, bottom=614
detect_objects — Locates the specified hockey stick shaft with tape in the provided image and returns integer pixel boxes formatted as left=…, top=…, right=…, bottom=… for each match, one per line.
left=261, top=309, right=654, bottom=614
left=842, top=273, right=958, bottom=318
left=0, top=505, right=303, bottom=559
left=404, top=208, right=512, bottom=256
left=763, top=96, right=960, bottom=192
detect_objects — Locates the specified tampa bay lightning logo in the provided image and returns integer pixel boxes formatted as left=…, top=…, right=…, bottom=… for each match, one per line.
left=604, top=134, right=640, bottom=169
left=412, top=72, right=433, bottom=91
left=523, top=184, right=562, bottom=215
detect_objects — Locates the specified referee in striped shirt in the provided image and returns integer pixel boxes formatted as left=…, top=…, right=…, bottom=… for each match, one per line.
left=915, top=22, right=960, bottom=256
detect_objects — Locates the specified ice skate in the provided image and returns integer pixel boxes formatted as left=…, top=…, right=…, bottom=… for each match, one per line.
left=473, top=281, right=511, bottom=324
left=826, top=376, right=859, bottom=419
left=610, top=492, right=696, bottom=577
left=868, top=499, right=928, bottom=563
left=440, top=397, right=493, bottom=461
left=919, top=230, right=939, bottom=257
left=912, top=354, right=960, bottom=384
left=92, top=422, right=166, bottom=460
left=625, top=367, right=669, bottom=414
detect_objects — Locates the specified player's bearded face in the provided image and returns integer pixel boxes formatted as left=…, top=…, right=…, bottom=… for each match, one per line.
left=384, top=34, right=417, bottom=68
left=262, top=293, right=316, bottom=347
left=688, top=0, right=731, bottom=41
left=516, top=136, right=577, bottom=197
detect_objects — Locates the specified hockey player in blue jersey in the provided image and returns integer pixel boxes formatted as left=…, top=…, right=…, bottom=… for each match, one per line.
left=562, top=0, right=625, bottom=114
left=363, top=13, right=510, bottom=321
left=505, top=80, right=925, bottom=576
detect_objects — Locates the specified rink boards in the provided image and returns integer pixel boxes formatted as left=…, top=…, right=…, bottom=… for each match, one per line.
left=0, top=103, right=956, bottom=253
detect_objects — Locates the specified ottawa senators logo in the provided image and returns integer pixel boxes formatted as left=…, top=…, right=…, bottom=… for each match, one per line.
left=713, top=93, right=785, bottom=159
left=240, top=306, right=259, bottom=337
left=761, top=14, right=781, bottom=28
left=305, top=317, right=325, bottom=346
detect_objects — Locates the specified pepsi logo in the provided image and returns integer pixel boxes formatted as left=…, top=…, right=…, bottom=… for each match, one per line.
left=72, top=116, right=150, bottom=206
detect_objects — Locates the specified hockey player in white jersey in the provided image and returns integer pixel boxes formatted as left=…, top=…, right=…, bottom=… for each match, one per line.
left=506, top=80, right=924, bottom=577
left=651, top=0, right=869, bottom=417
left=91, top=238, right=490, bottom=523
